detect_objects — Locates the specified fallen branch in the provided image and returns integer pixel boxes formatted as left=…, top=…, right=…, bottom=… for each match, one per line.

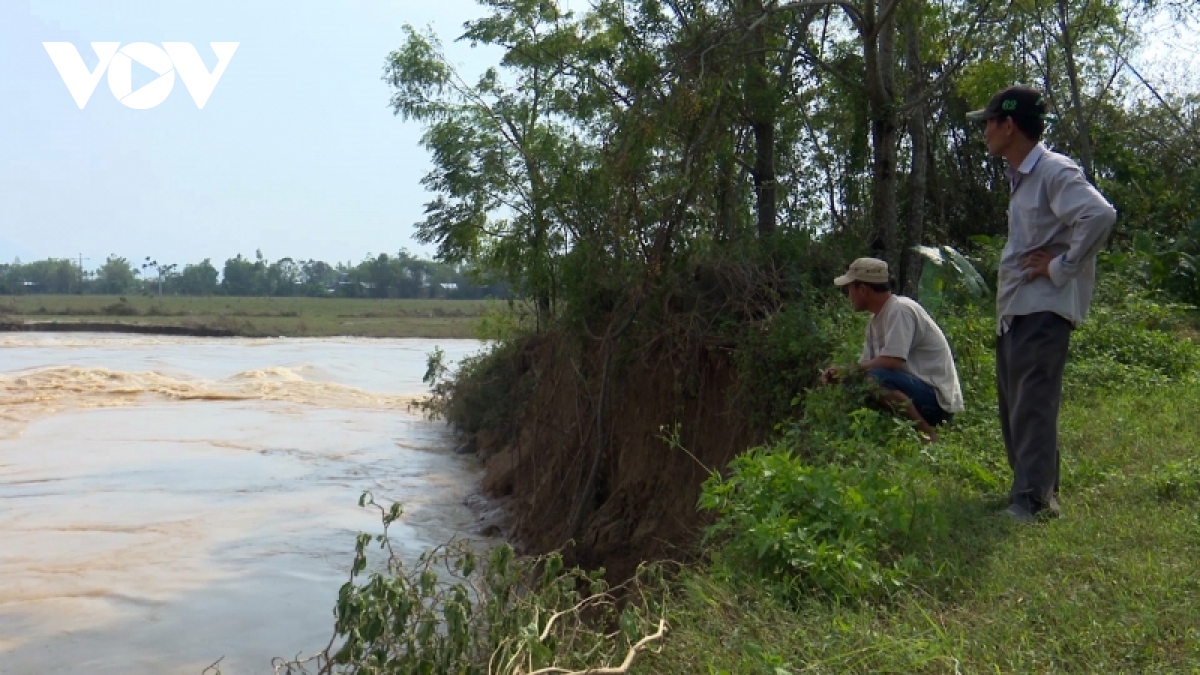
left=523, top=618, right=668, bottom=675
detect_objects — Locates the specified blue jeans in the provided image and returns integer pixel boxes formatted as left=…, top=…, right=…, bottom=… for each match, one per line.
left=867, top=367, right=952, bottom=427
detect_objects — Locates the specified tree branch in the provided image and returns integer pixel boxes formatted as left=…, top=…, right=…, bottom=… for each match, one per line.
left=866, top=0, right=904, bottom=42
left=525, top=618, right=668, bottom=675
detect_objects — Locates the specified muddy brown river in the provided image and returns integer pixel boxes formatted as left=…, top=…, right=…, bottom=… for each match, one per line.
left=0, top=334, right=491, bottom=674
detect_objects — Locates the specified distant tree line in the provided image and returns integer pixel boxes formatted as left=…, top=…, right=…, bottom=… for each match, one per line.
left=0, top=249, right=509, bottom=300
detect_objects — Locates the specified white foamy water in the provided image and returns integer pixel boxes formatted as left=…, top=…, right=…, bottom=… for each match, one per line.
left=0, top=334, right=490, bottom=674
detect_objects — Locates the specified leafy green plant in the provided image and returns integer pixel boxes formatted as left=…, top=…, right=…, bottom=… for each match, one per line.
left=913, top=245, right=990, bottom=298
left=273, top=492, right=667, bottom=674
left=732, top=302, right=836, bottom=431
left=473, top=299, right=537, bottom=341
left=698, top=445, right=925, bottom=600
left=1068, top=302, right=1199, bottom=389
left=1124, top=224, right=1200, bottom=305
left=416, top=340, right=526, bottom=438
left=914, top=243, right=993, bottom=315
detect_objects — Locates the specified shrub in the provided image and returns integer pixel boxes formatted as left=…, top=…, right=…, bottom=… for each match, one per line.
left=1068, top=300, right=1199, bottom=390
left=419, top=340, right=526, bottom=437
left=272, top=493, right=666, bottom=674
left=732, top=301, right=837, bottom=430
left=473, top=300, right=537, bottom=341
left=698, top=443, right=927, bottom=600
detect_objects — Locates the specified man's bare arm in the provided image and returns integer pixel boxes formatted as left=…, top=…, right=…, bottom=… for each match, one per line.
left=858, top=355, right=906, bottom=371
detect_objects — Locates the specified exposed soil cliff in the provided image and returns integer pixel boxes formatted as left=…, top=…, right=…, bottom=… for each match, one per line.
left=475, top=332, right=761, bottom=580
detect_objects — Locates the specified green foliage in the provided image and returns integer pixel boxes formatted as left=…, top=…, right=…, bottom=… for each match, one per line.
left=698, top=441, right=926, bottom=600
left=177, top=259, right=219, bottom=295
left=95, top=255, right=139, bottom=294
left=650, top=316, right=1200, bottom=674
left=419, top=339, right=526, bottom=436
left=731, top=300, right=835, bottom=431
left=220, top=253, right=269, bottom=296
left=1094, top=91, right=1200, bottom=257
left=699, top=371, right=941, bottom=602
left=274, top=492, right=666, bottom=674
left=935, top=310, right=997, bottom=402
left=384, top=10, right=587, bottom=321
left=0, top=257, right=79, bottom=294
left=472, top=300, right=537, bottom=341
left=912, top=245, right=989, bottom=299
left=1068, top=295, right=1199, bottom=390
left=1112, top=224, right=1200, bottom=306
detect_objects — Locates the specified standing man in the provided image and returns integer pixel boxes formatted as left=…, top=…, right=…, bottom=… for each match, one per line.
left=967, top=86, right=1117, bottom=522
left=822, top=257, right=964, bottom=443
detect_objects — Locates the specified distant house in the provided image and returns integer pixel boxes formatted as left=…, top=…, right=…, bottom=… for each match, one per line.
left=424, top=281, right=457, bottom=299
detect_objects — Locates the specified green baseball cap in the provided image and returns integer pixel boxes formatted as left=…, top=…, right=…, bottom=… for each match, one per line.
left=966, top=85, right=1049, bottom=121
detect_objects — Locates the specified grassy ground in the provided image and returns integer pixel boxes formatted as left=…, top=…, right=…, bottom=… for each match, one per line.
left=0, top=294, right=490, bottom=338
left=633, top=380, right=1200, bottom=673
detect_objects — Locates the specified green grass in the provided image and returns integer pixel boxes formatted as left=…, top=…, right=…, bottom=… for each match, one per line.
left=634, top=382, right=1200, bottom=673
left=0, top=294, right=491, bottom=338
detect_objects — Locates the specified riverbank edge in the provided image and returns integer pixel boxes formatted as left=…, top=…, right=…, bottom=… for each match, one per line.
left=1, top=320, right=237, bottom=337
left=0, top=319, right=478, bottom=339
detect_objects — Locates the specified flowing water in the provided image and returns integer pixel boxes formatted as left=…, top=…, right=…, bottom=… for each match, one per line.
left=0, top=333, right=492, bottom=674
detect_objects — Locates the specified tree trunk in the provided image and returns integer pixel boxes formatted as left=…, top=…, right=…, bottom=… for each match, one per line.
left=746, top=0, right=777, bottom=238
left=716, top=139, right=739, bottom=241
left=900, top=0, right=928, bottom=298
left=864, top=0, right=899, bottom=269
left=752, top=119, right=777, bottom=238
left=1056, top=0, right=1096, bottom=182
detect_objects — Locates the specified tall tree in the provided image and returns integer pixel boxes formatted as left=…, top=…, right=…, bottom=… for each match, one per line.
left=178, top=259, right=219, bottom=295
left=384, top=1, right=585, bottom=328
left=95, top=255, right=138, bottom=294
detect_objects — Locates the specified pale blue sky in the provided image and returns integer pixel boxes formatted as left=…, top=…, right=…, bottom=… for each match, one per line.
left=0, top=0, right=499, bottom=271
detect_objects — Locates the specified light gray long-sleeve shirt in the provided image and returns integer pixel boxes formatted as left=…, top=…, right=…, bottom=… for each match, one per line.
left=997, top=143, right=1117, bottom=334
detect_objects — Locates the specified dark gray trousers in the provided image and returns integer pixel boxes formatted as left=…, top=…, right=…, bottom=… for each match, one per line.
left=996, top=311, right=1072, bottom=511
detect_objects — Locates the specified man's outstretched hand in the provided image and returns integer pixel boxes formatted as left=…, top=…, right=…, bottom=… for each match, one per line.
left=820, top=366, right=840, bottom=384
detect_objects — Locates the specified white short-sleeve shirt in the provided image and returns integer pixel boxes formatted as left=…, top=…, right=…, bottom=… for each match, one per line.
left=861, top=295, right=965, bottom=413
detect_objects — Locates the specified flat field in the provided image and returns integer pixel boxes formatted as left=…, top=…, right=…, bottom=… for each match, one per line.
left=0, top=295, right=488, bottom=338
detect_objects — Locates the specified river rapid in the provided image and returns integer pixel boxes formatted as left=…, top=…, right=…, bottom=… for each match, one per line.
left=0, top=333, right=491, bottom=674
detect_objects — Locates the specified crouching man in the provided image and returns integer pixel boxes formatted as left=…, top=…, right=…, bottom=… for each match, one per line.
left=821, top=257, right=964, bottom=442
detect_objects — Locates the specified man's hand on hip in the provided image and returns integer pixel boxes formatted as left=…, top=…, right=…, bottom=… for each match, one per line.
left=1021, top=249, right=1056, bottom=281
